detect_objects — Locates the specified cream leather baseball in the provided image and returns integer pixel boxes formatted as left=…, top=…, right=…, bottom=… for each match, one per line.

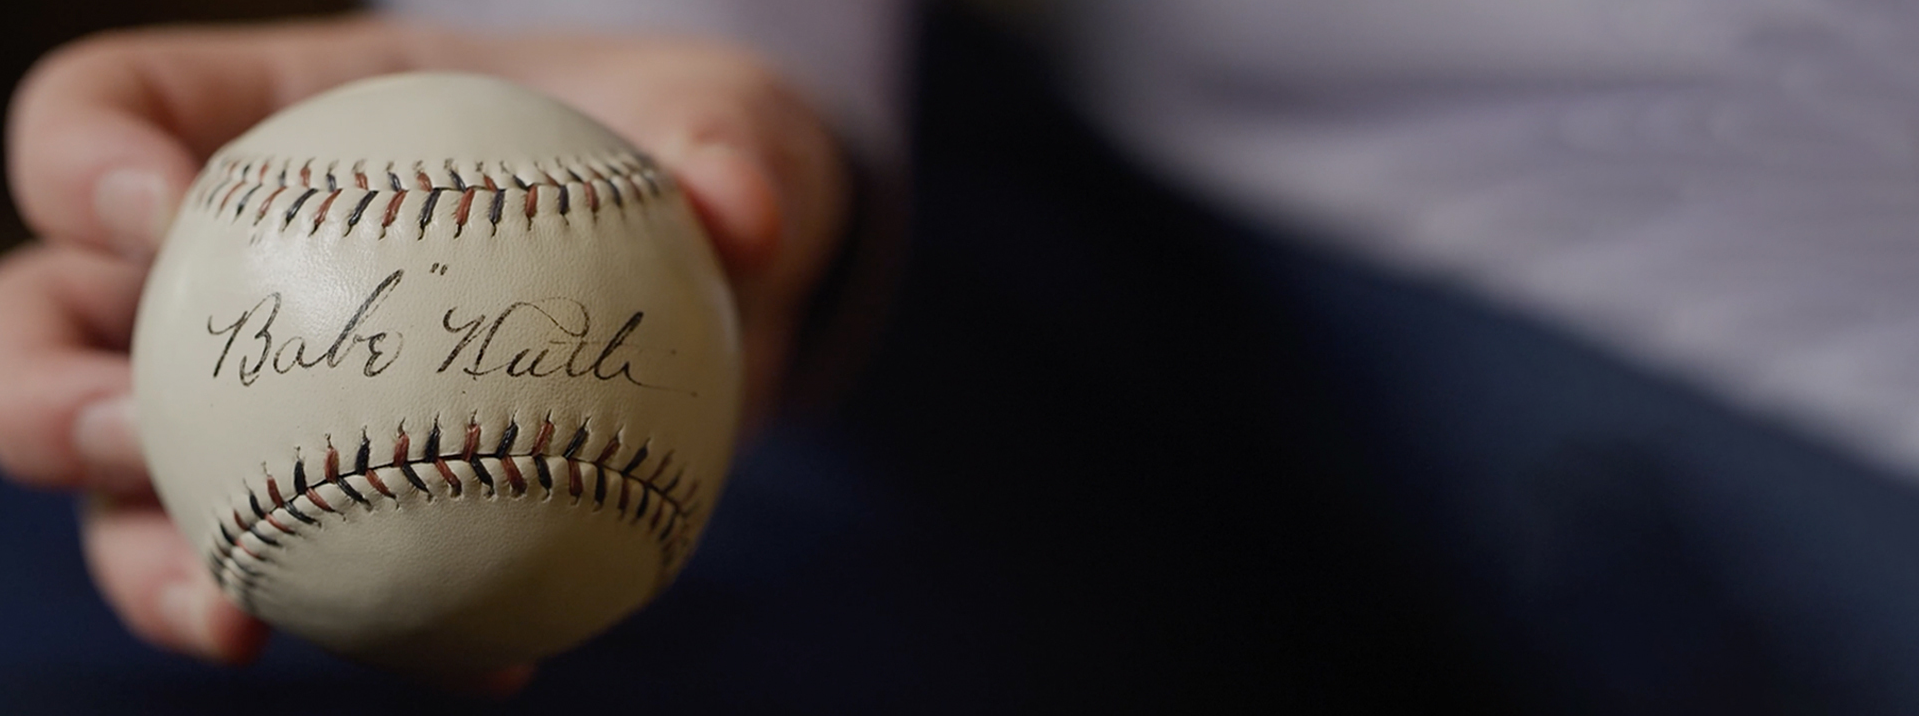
left=130, top=72, right=742, bottom=674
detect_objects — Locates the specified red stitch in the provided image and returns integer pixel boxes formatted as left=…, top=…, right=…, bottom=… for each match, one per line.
left=415, top=169, right=433, bottom=192
left=266, top=477, right=285, bottom=508
left=484, top=175, right=499, bottom=191
left=432, top=458, right=462, bottom=495
left=233, top=510, right=250, bottom=533
left=324, top=445, right=340, bottom=482
left=524, top=185, right=539, bottom=219
left=394, top=429, right=411, bottom=463
left=595, top=435, right=622, bottom=467
left=299, top=162, right=312, bottom=188
left=305, top=489, right=334, bottom=513
left=218, top=181, right=248, bottom=213
left=567, top=460, right=584, bottom=499
left=381, top=191, right=406, bottom=228
left=311, top=190, right=341, bottom=234
left=531, top=420, right=554, bottom=455
left=463, top=422, right=482, bottom=460
left=264, top=514, right=295, bottom=534
left=256, top=161, right=270, bottom=183
left=363, top=469, right=395, bottom=498
left=354, top=162, right=369, bottom=190
left=582, top=181, right=600, bottom=212
left=455, top=188, right=476, bottom=231
left=501, top=455, right=527, bottom=494
left=255, top=186, right=289, bottom=222
left=234, top=541, right=267, bottom=562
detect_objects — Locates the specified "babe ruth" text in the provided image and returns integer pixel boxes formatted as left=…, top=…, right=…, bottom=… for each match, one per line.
left=205, top=269, right=662, bottom=389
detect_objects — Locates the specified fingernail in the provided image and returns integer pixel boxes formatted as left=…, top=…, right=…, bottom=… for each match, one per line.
left=73, top=396, right=147, bottom=493
left=159, top=579, right=216, bottom=659
left=93, top=169, right=169, bottom=259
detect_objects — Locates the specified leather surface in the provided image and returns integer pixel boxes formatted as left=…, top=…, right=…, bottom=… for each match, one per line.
left=130, top=73, right=742, bottom=673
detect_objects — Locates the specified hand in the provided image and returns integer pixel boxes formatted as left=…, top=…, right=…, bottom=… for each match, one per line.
left=0, top=15, right=849, bottom=689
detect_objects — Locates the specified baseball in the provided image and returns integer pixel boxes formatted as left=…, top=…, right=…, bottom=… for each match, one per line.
left=129, top=73, right=742, bottom=674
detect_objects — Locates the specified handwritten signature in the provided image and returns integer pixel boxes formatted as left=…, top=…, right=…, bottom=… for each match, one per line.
left=205, top=269, right=665, bottom=389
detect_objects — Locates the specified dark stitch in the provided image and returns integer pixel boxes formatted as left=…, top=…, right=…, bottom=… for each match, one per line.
left=448, top=161, right=467, bottom=191
left=632, top=484, right=652, bottom=525
left=557, top=184, right=570, bottom=216
left=621, top=440, right=651, bottom=476
left=419, top=188, right=441, bottom=231
left=335, top=475, right=371, bottom=507
left=346, top=191, right=377, bottom=233
left=282, top=500, right=320, bottom=526
left=496, top=420, right=520, bottom=456
left=534, top=456, right=555, bottom=493
left=469, top=458, right=496, bottom=494
left=282, top=188, right=318, bottom=229
left=398, top=461, right=429, bottom=493
left=210, top=419, right=696, bottom=599
left=562, top=425, right=589, bottom=459
left=233, top=185, right=262, bottom=218
left=423, top=422, right=443, bottom=459
left=590, top=461, right=608, bottom=505
left=487, top=189, right=506, bottom=227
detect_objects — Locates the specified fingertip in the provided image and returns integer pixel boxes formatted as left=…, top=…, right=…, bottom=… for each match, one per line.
left=82, top=495, right=262, bottom=665
left=671, top=143, right=784, bottom=273
left=71, top=393, right=150, bottom=495
left=91, top=167, right=178, bottom=261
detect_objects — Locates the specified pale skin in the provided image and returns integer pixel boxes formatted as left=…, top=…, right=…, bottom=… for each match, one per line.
left=0, top=16, right=849, bottom=693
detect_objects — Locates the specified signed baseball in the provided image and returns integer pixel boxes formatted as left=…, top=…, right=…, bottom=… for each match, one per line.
left=130, top=73, right=742, bottom=673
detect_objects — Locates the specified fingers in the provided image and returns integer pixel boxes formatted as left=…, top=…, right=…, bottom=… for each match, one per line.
left=465, top=36, right=851, bottom=424
left=7, top=17, right=419, bottom=258
left=81, top=493, right=268, bottom=664
left=0, top=244, right=149, bottom=493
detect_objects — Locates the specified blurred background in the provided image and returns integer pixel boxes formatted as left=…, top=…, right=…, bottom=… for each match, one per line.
left=0, top=0, right=355, bottom=252
left=16, top=1, right=1919, bottom=714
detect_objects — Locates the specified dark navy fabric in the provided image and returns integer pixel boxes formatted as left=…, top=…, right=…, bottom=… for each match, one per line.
left=4, top=6, right=1916, bottom=714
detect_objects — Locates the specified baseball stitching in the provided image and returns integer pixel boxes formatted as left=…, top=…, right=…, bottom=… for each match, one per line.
left=207, top=416, right=700, bottom=610
left=188, top=151, right=669, bottom=239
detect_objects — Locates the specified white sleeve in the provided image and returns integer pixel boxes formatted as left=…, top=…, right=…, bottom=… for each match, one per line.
left=378, top=0, right=914, bottom=164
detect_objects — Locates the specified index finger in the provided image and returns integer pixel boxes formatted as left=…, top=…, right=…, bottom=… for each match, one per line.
left=6, top=17, right=422, bottom=260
